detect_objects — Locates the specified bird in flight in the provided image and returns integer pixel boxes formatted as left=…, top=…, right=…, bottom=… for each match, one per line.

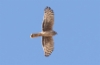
left=30, top=6, right=57, bottom=57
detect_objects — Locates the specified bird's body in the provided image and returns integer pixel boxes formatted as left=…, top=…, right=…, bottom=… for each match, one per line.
left=31, top=31, right=57, bottom=37
left=30, top=6, right=57, bottom=57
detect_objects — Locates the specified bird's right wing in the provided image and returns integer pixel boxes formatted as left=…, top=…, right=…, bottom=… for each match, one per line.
left=42, top=6, right=54, bottom=31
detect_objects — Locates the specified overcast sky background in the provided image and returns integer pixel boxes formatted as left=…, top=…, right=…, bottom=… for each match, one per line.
left=0, top=0, right=100, bottom=65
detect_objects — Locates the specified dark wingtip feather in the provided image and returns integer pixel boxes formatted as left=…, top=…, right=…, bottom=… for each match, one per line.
left=45, top=6, right=51, bottom=11
left=44, top=6, right=54, bottom=13
left=45, top=6, right=51, bottom=9
left=44, top=49, right=54, bottom=57
left=45, top=55, right=49, bottom=57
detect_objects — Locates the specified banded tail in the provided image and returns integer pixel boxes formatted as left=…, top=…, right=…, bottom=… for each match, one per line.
left=30, top=33, right=42, bottom=38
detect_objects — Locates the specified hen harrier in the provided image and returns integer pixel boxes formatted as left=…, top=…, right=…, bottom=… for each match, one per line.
left=30, top=6, right=57, bottom=57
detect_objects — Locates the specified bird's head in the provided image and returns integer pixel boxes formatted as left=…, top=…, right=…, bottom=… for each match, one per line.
left=53, top=31, right=57, bottom=35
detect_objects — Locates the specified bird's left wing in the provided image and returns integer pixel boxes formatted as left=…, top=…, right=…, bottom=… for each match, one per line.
left=42, top=36, right=54, bottom=57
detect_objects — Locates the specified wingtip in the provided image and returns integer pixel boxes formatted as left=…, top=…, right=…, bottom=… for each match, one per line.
left=45, top=6, right=50, bottom=8
left=44, top=51, right=53, bottom=57
left=45, top=55, right=49, bottom=57
left=44, top=6, right=54, bottom=13
left=45, top=6, right=51, bottom=10
left=45, top=53, right=51, bottom=57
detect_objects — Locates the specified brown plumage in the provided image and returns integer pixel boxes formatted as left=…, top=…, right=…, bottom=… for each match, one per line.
left=30, top=6, right=57, bottom=57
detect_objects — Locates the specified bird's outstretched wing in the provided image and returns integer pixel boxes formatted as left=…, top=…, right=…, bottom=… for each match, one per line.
left=42, top=6, right=55, bottom=57
left=42, top=6, right=54, bottom=31
left=42, top=36, right=54, bottom=57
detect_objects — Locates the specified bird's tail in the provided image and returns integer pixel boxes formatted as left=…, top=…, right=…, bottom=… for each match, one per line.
left=30, top=32, right=42, bottom=38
